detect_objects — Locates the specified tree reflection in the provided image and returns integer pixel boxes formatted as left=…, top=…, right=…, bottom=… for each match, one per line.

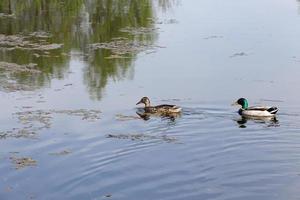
left=157, top=0, right=179, bottom=12
left=0, top=0, right=167, bottom=99
left=84, top=0, right=156, bottom=100
left=0, top=0, right=84, bottom=91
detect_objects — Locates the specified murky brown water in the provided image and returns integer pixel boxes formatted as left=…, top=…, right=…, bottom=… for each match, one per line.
left=1, top=0, right=300, bottom=199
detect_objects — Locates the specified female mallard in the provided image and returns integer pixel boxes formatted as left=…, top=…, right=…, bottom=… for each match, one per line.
left=136, top=97, right=182, bottom=114
left=233, top=98, right=278, bottom=117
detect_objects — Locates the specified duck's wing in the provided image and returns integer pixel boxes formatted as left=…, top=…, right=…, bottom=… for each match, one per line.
left=156, top=104, right=177, bottom=109
left=247, top=106, right=270, bottom=111
left=266, top=107, right=278, bottom=114
left=246, top=106, right=278, bottom=114
left=155, top=104, right=182, bottom=112
left=246, top=106, right=278, bottom=112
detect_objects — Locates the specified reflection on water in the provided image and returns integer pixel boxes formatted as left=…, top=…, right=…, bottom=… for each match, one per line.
left=235, top=116, right=280, bottom=128
left=0, top=0, right=158, bottom=98
left=157, top=0, right=179, bottom=12
left=136, top=110, right=181, bottom=121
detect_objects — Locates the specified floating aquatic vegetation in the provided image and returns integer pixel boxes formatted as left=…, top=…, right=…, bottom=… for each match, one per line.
left=104, top=194, right=112, bottom=198
left=16, top=109, right=101, bottom=128
left=0, top=13, right=15, bottom=18
left=0, top=62, right=40, bottom=74
left=104, top=54, right=130, bottom=59
left=31, top=43, right=63, bottom=51
left=49, top=149, right=72, bottom=156
left=148, top=18, right=178, bottom=24
left=0, top=34, right=63, bottom=51
left=0, top=62, right=42, bottom=92
left=115, top=114, right=141, bottom=121
left=107, top=133, right=150, bottom=141
left=15, top=110, right=53, bottom=130
left=120, top=26, right=159, bottom=35
left=64, top=83, right=72, bottom=87
left=164, top=19, right=178, bottom=24
left=29, top=31, right=52, bottom=39
left=0, top=110, right=52, bottom=138
left=106, top=133, right=178, bottom=143
left=230, top=52, right=248, bottom=58
left=0, top=34, right=28, bottom=48
left=0, top=132, right=8, bottom=139
left=0, top=109, right=101, bottom=140
left=0, top=80, right=39, bottom=92
left=50, top=109, right=101, bottom=121
left=10, top=156, right=37, bottom=169
left=8, top=129, right=36, bottom=139
left=90, top=38, right=163, bottom=58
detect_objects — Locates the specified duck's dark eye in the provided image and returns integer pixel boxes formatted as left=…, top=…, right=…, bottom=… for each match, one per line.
left=237, top=98, right=245, bottom=105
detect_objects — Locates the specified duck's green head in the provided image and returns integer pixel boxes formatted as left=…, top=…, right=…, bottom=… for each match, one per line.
left=235, top=98, right=249, bottom=109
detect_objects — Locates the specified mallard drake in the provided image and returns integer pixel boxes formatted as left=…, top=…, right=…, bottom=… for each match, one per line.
left=136, top=97, right=182, bottom=114
left=232, top=98, right=278, bottom=117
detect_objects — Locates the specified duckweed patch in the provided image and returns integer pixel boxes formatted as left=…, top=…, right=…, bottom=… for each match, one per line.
left=29, top=31, right=52, bottom=39
left=0, top=81, right=39, bottom=92
left=0, top=62, right=41, bottom=74
left=0, top=13, right=15, bottom=18
left=90, top=38, right=163, bottom=58
left=120, top=26, right=159, bottom=35
left=165, top=19, right=178, bottom=24
left=115, top=114, right=141, bottom=121
left=15, top=110, right=53, bottom=130
left=230, top=52, right=248, bottom=58
left=49, top=149, right=72, bottom=156
left=104, top=194, right=112, bottom=198
left=51, top=109, right=101, bottom=121
left=0, top=34, right=63, bottom=51
left=0, top=109, right=101, bottom=139
left=0, top=129, right=36, bottom=139
left=106, top=133, right=178, bottom=143
left=10, top=156, right=37, bottom=169
left=0, top=61, right=40, bottom=92
left=148, top=18, right=178, bottom=24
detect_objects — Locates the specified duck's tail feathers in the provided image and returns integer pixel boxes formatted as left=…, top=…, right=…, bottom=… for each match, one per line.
left=267, top=107, right=278, bottom=114
left=172, top=106, right=182, bottom=113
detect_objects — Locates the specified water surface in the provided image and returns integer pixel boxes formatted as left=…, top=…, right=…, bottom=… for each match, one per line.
left=1, top=0, right=300, bottom=199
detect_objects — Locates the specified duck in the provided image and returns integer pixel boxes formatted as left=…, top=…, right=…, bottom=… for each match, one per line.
left=136, top=97, right=182, bottom=114
left=232, top=98, right=278, bottom=117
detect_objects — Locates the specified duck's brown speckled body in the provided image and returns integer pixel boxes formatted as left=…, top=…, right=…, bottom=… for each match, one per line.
left=136, top=97, right=182, bottom=114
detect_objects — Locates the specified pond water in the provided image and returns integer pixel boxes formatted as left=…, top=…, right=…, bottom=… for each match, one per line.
left=1, top=0, right=300, bottom=199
